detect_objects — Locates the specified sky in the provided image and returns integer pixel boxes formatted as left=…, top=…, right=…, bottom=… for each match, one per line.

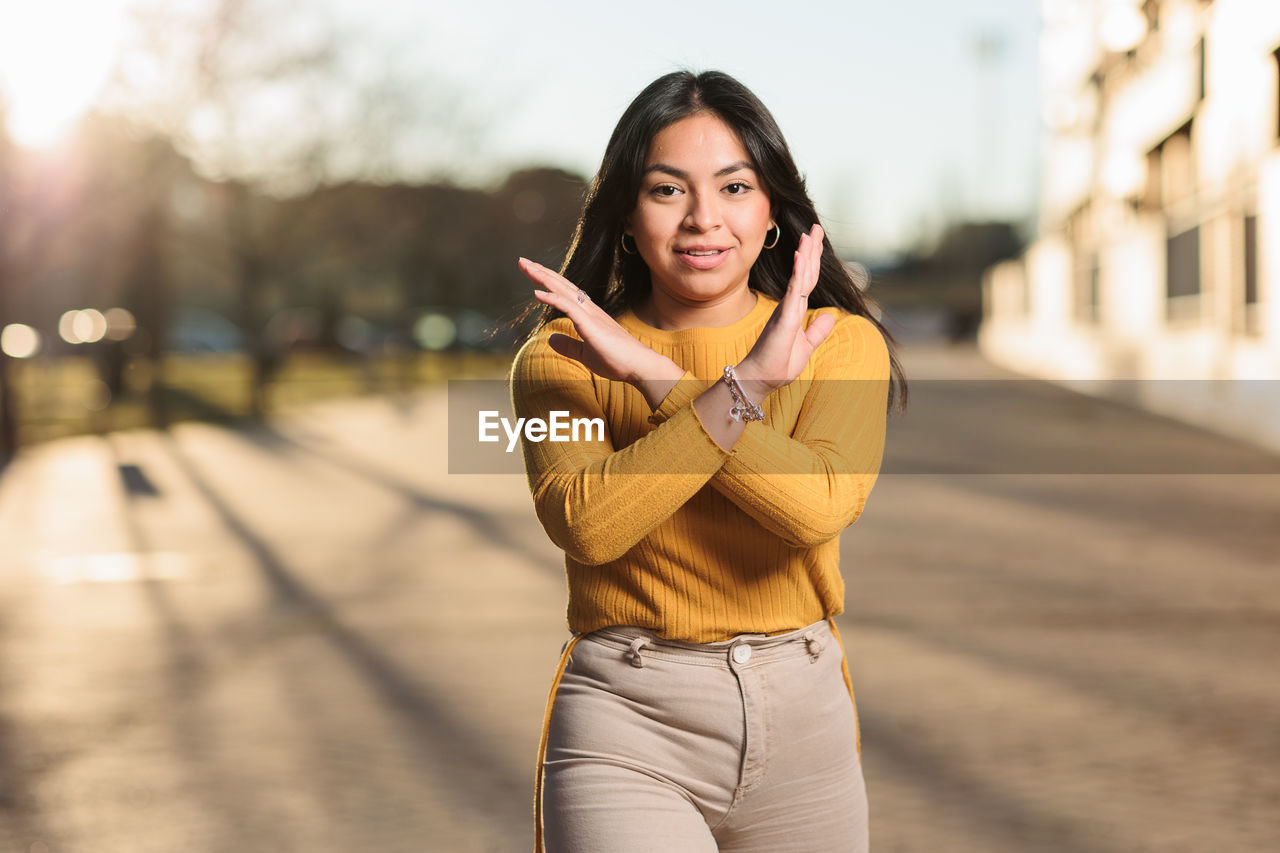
left=0, top=0, right=1043, bottom=257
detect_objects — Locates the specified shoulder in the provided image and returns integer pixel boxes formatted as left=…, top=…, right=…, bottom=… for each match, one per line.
left=807, top=308, right=890, bottom=379
left=509, top=318, right=588, bottom=388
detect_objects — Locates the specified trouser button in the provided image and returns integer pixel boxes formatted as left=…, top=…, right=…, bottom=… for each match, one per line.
left=732, top=644, right=752, bottom=664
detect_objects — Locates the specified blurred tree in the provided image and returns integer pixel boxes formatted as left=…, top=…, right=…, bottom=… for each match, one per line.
left=490, top=167, right=588, bottom=330
left=62, top=118, right=192, bottom=426
left=107, top=0, right=474, bottom=417
left=269, top=166, right=586, bottom=353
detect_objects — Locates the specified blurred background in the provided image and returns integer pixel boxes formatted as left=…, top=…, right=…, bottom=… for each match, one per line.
left=0, top=0, right=1046, bottom=449
left=0, top=1, right=1277, bottom=852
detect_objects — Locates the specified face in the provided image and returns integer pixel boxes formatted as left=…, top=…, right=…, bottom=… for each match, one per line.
left=627, top=112, right=773, bottom=312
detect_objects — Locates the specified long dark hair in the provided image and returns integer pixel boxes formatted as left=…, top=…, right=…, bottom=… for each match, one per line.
left=527, top=69, right=906, bottom=411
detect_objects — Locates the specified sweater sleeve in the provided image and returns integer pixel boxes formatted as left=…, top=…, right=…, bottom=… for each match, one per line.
left=509, top=321, right=729, bottom=566
left=708, top=312, right=890, bottom=547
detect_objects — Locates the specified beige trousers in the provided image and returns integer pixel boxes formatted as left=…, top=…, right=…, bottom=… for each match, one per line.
left=539, top=619, right=869, bottom=853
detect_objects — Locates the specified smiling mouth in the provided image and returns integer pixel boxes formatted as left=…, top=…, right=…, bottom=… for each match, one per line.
left=674, top=247, right=731, bottom=270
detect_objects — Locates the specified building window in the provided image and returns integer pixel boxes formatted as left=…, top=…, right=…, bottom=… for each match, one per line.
left=1166, top=225, right=1201, bottom=324
left=1242, top=214, right=1260, bottom=336
left=1244, top=215, right=1258, bottom=306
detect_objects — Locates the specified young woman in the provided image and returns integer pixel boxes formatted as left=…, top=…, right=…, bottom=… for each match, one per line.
left=510, top=70, right=906, bottom=853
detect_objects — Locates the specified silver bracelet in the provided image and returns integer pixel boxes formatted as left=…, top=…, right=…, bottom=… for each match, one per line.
left=723, top=365, right=765, bottom=423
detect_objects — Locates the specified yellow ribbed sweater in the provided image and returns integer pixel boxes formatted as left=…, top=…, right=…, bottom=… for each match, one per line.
left=509, top=292, right=890, bottom=643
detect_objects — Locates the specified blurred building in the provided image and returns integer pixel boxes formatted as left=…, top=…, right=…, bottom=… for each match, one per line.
left=981, top=0, right=1280, bottom=452
left=874, top=221, right=1024, bottom=342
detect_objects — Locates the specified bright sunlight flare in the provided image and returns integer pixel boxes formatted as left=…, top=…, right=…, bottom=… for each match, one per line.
left=0, top=1, right=132, bottom=148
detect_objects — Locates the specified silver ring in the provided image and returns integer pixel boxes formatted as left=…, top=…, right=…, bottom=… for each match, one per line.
left=576, top=289, right=589, bottom=304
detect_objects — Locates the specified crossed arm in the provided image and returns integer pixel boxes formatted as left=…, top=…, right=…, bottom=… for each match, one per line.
left=510, top=312, right=889, bottom=564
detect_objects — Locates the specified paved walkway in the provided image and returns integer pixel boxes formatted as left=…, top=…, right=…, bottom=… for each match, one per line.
left=0, top=344, right=1277, bottom=852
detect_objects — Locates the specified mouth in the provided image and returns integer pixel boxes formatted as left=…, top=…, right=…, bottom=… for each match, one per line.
left=674, top=247, right=730, bottom=270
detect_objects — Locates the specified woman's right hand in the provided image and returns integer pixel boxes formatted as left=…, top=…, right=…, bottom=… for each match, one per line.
left=518, top=258, right=685, bottom=408
left=734, top=224, right=836, bottom=401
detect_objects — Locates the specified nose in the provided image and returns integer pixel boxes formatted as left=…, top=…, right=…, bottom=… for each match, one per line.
left=683, top=190, right=722, bottom=232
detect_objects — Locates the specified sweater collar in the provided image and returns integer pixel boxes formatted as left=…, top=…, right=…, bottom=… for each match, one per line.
left=618, top=291, right=777, bottom=347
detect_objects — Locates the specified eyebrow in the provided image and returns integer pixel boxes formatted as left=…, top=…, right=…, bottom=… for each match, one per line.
left=642, top=160, right=756, bottom=180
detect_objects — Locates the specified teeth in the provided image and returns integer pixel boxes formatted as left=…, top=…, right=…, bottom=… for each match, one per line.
left=683, top=250, right=720, bottom=256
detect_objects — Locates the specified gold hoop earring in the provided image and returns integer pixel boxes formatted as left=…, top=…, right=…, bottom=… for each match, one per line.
left=620, top=233, right=637, bottom=255
left=763, top=222, right=781, bottom=250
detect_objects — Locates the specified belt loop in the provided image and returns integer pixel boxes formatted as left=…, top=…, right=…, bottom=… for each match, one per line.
left=803, top=631, right=824, bottom=663
left=626, top=636, right=650, bottom=668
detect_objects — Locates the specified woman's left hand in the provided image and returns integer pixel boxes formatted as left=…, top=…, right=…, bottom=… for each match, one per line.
left=734, top=224, right=836, bottom=400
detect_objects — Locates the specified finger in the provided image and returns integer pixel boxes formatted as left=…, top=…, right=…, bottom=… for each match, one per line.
left=799, top=243, right=811, bottom=298
left=795, top=241, right=813, bottom=297
left=783, top=248, right=810, bottom=325
left=805, top=226, right=823, bottom=293
left=803, top=224, right=824, bottom=286
left=517, top=256, right=544, bottom=284
left=801, top=232, right=819, bottom=297
left=520, top=258, right=566, bottom=293
left=547, top=332, right=585, bottom=361
left=532, top=287, right=562, bottom=307
left=520, top=258, right=582, bottom=301
left=787, top=245, right=805, bottom=301
left=529, top=267, right=593, bottom=321
left=802, top=311, right=836, bottom=349
left=789, top=232, right=808, bottom=291
left=532, top=287, right=584, bottom=323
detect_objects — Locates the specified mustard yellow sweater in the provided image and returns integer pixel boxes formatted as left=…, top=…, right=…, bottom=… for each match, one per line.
left=509, top=292, right=890, bottom=643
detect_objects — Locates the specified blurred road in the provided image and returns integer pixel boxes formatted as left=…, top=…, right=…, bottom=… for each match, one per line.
left=0, top=344, right=1277, bottom=853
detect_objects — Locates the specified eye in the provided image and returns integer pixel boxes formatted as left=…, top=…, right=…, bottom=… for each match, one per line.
left=724, top=182, right=752, bottom=195
left=649, top=184, right=681, bottom=198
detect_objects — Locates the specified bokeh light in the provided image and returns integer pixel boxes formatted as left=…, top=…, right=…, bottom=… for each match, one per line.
left=57, top=311, right=82, bottom=344
left=337, top=315, right=375, bottom=353
left=103, top=307, right=137, bottom=341
left=74, top=309, right=108, bottom=344
left=0, top=324, right=42, bottom=358
left=414, top=313, right=457, bottom=351
left=59, top=309, right=109, bottom=344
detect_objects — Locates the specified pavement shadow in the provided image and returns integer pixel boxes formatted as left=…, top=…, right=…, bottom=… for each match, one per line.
left=0, top=455, right=69, bottom=852
left=0, top=626, right=61, bottom=853
left=155, top=431, right=537, bottom=833
left=858, top=702, right=1118, bottom=853
left=935, top=474, right=1280, bottom=567
left=226, top=418, right=562, bottom=580
left=846, top=601, right=1279, bottom=762
left=103, top=434, right=288, bottom=849
left=883, top=379, right=1280, bottom=476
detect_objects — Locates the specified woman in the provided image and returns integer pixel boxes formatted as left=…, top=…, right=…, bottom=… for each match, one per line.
left=510, top=70, right=906, bottom=853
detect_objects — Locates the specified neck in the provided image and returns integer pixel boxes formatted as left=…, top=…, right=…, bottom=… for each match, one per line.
left=635, top=286, right=758, bottom=331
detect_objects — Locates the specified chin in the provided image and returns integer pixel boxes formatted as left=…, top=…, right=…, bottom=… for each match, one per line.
left=665, top=271, right=747, bottom=296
